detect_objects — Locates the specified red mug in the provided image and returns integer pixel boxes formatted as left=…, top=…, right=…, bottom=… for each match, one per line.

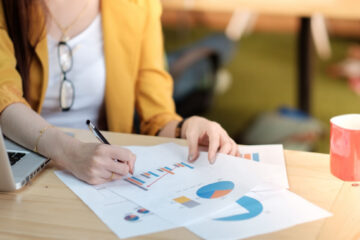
left=330, top=114, right=360, bottom=181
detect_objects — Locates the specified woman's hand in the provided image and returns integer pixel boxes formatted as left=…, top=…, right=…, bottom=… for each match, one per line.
left=57, top=141, right=136, bottom=185
left=181, top=116, right=240, bottom=164
left=0, top=103, right=136, bottom=186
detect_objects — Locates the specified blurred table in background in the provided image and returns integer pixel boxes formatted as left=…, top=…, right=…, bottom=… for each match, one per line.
left=161, top=0, right=360, bottom=20
left=161, top=0, right=360, bottom=114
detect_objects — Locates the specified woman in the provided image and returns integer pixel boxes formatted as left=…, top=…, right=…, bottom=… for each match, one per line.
left=0, top=0, right=240, bottom=185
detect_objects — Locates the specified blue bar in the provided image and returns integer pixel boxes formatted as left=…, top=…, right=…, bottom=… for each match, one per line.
left=148, top=171, right=159, bottom=177
left=141, top=174, right=150, bottom=179
left=252, top=153, right=260, bottom=162
left=124, top=179, right=148, bottom=191
left=164, top=167, right=172, bottom=171
left=131, top=176, right=145, bottom=184
left=181, top=162, right=194, bottom=169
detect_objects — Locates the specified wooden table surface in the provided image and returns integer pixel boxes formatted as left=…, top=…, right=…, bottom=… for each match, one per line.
left=0, top=128, right=359, bottom=240
left=161, top=0, right=360, bottom=20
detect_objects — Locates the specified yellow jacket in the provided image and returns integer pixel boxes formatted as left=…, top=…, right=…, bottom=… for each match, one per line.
left=0, top=0, right=181, bottom=135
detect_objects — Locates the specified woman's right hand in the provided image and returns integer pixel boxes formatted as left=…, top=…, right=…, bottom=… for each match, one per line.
left=0, top=103, right=136, bottom=185
left=60, top=141, right=136, bottom=185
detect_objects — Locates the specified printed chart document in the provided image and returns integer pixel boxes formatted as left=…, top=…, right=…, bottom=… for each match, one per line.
left=55, top=143, right=331, bottom=240
left=187, top=189, right=332, bottom=240
left=55, top=171, right=176, bottom=239
left=108, top=143, right=262, bottom=225
left=238, top=144, right=289, bottom=190
left=55, top=143, right=264, bottom=237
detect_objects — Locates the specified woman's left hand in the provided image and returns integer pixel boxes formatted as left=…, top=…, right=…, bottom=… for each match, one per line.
left=181, top=116, right=240, bottom=164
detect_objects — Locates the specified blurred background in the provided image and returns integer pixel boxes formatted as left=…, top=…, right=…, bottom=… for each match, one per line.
left=160, top=0, right=360, bottom=153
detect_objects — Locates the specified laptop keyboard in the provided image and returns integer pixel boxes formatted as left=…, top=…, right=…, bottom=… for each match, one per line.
left=7, top=152, right=26, bottom=166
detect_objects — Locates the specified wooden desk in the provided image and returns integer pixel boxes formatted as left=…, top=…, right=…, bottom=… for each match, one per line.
left=161, top=0, right=360, bottom=114
left=0, top=129, right=359, bottom=240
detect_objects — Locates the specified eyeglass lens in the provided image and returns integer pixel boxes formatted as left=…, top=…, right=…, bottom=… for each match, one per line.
left=58, top=42, right=73, bottom=72
left=60, top=78, right=75, bottom=111
left=58, top=41, right=75, bottom=111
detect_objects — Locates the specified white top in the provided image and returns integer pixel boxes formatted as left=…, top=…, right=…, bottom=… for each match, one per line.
left=41, top=15, right=106, bottom=129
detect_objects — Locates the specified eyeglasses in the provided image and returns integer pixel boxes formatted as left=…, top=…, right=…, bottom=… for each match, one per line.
left=58, top=41, right=75, bottom=111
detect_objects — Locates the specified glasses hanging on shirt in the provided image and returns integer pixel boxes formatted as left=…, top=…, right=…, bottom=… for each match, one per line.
left=45, top=1, right=90, bottom=111
left=58, top=41, right=74, bottom=111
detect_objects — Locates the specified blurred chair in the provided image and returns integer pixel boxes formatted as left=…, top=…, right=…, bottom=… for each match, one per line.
left=132, top=33, right=235, bottom=133
left=168, top=33, right=236, bottom=117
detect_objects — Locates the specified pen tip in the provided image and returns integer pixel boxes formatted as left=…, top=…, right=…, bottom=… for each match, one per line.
left=86, top=120, right=90, bottom=125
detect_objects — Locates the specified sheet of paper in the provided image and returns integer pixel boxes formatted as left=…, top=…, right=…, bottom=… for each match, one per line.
left=238, top=144, right=289, bottom=190
left=186, top=189, right=332, bottom=240
left=108, top=143, right=262, bottom=225
left=55, top=171, right=176, bottom=239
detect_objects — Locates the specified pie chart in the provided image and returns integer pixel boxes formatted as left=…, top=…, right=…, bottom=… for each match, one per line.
left=196, top=181, right=234, bottom=199
left=137, top=208, right=150, bottom=214
left=214, top=196, right=263, bottom=221
left=124, top=214, right=139, bottom=222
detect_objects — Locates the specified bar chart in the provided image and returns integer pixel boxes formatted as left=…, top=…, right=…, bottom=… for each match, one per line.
left=239, top=152, right=260, bottom=162
left=124, top=162, right=194, bottom=191
left=173, top=196, right=200, bottom=208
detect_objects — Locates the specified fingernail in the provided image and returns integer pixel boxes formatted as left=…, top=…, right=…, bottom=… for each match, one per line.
left=211, top=157, right=216, bottom=164
left=188, top=154, right=194, bottom=162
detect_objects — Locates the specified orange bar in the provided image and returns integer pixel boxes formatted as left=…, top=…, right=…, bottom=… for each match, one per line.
left=244, top=154, right=251, bottom=160
left=127, top=177, right=143, bottom=185
left=161, top=168, right=175, bottom=175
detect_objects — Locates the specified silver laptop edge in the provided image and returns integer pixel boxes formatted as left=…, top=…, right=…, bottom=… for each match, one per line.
left=0, top=127, right=49, bottom=191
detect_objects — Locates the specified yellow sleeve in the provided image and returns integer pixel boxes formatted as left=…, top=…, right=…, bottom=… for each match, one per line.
left=135, top=0, right=182, bottom=135
left=0, top=27, right=30, bottom=115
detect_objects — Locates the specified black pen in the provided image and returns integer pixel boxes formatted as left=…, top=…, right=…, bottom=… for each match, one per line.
left=86, top=120, right=133, bottom=174
left=86, top=120, right=110, bottom=144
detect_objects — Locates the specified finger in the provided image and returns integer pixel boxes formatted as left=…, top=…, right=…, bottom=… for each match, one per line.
left=127, top=155, right=136, bottom=175
left=208, top=131, right=220, bottom=164
left=103, top=171, right=123, bottom=182
left=96, top=178, right=108, bottom=185
left=186, top=131, right=200, bottom=162
left=220, top=133, right=239, bottom=157
left=97, top=168, right=114, bottom=179
left=110, top=172, right=123, bottom=181
left=105, top=145, right=136, bottom=163
left=219, top=141, right=232, bottom=155
left=229, top=143, right=238, bottom=156
left=104, top=146, right=136, bottom=174
left=232, top=141, right=241, bottom=157
left=105, top=161, right=130, bottom=176
left=86, top=176, right=107, bottom=185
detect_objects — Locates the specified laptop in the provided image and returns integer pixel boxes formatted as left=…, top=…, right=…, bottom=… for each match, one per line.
left=0, top=127, right=49, bottom=191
